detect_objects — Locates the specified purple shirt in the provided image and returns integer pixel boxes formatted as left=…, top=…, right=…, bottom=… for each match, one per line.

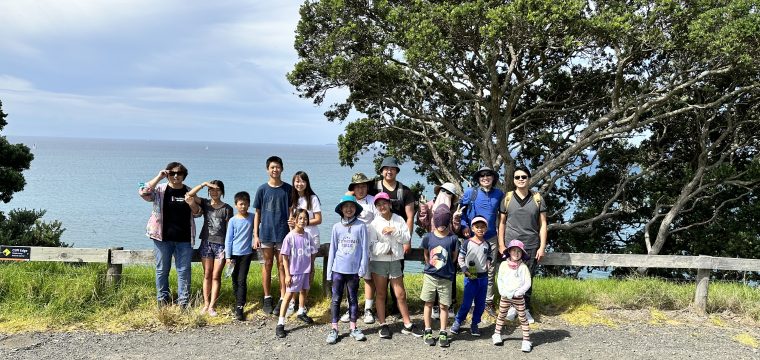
left=281, top=231, right=314, bottom=275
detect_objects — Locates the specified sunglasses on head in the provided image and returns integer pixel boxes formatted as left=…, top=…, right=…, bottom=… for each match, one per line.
left=514, top=175, right=529, bottom=180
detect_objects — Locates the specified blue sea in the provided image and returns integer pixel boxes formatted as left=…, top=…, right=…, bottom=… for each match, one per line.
left=4, top=136, right=429, bottom=254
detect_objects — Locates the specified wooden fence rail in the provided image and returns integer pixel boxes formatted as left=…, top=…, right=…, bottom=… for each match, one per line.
left=2, top=244, right=759, bottom=314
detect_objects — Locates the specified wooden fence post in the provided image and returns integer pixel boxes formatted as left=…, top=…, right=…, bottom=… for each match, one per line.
left=106, top=247, right=123, bottom=286
left=694, top=267, right=710, bottom=315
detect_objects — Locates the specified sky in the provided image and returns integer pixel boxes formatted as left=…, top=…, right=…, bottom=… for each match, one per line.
left=0, top=0, right=346, bottom=144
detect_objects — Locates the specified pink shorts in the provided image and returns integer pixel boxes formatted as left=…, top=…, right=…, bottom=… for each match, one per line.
left=287, top=273, right=311, bottom=293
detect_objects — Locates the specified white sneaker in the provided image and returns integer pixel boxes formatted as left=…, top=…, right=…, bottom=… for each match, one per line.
left=521, top=340, right=533, bottom=352
left=506, top=307, right=517, bottom=321
left=525, top=309, right=535, bottom=324
left=491, top=333, right=503, bottom=345
left=363, top=309, right=375, bottom=324
left=286, top=299, right=296, bottom=317
left=340, top=310, right=350, bottom=323
left=431, top=307, right=440, bottom=320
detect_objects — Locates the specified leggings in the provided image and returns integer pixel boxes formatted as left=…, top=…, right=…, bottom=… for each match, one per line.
left=230, top=253, right=253, bottom=307
left=495, top=296, right=530, bottom=341
left=331, top=272, right=359, bottom=324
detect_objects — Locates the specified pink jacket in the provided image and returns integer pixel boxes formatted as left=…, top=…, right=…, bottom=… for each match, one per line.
left=138, top=183, right=197, bottom=246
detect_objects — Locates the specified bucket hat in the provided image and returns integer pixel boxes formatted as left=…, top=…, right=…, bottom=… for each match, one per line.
left=472, top=166, right=499, bottom=184
left=505, top=239, right=530, bottom=261
left=348, top=172, right=373, bottom=191
left=434, top=182, right=459, bottom=197
left=335, top=195, right=364, bottom=216
left=380, top=157, right=401, bottom=172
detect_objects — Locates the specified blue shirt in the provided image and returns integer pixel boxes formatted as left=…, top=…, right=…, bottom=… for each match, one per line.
left=253, top=182, right=292, bottom=243
left=422, top=232, right=459, bottom=281
left=225, top=213, right=253, bottom=259
left=459, top=187, right=504, bottom=239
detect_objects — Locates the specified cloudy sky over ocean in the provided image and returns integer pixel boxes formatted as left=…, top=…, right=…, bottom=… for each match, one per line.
left=0, top=1, right=346, bottom=144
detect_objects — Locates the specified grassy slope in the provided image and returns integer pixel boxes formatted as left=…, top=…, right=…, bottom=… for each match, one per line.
left=0, top=262, right=758, bottom=333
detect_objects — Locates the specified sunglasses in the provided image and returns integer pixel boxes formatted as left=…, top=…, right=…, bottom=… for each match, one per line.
left=168, top=171, right=185, bottom=176
left=514, top=175, right=529, bottom=180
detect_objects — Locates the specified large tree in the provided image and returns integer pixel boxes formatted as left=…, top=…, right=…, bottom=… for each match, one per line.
left=0, top=100, right=66, bottom=247
left=289, top=0, right=760, bottom=258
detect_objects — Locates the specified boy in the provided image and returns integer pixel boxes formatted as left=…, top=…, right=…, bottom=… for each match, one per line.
left=451, top=216, right=492, bottom=336
left=225, top=191, right=255, bottom=321
left=253, top=156, right=293, bottom=314
left=420, top=205, right=459, bottom=347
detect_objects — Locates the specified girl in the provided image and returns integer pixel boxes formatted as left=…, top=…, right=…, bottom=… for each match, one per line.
left=326, top=195, right=369, bottom=344
left=187, top=180, right=234, bottom=316
left=276, top=209, right=316, bottom=338
left=288, top=171, right=322, bottom=314
left=492, top=239, right=532, bottom=353
left=369, top=192, right=422, bottom=338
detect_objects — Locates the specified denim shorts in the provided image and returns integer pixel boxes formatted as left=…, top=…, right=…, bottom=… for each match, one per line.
left=199, top=240, right=225, bottom=259
left=260, top=242, right=282, bottom=251
left=287, top=273, right=311, bottom=292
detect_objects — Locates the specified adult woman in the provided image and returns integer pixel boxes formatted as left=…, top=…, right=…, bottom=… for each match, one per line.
left=138, top=162, right=200, bottom=308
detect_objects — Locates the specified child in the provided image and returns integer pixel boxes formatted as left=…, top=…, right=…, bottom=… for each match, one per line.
left=369, top=192, right=422, bottom=338
left=451, top=216, right=492, bottom=336
left=225, top=191, right=255, bottom=321
left=253, top=156, right=293, bottom=315
left=343, top=172, right=377, bottom=324
left=326, top=195, right=369, bottom=344
left=276, top=209, right=316, bottom=338
left=420, top=205, right=459, bottom=347
left=287, top=171, right=322, bottom=315
left=492, top=239, right=532, bottom=353
left=186, top=180, right=234, bottom=317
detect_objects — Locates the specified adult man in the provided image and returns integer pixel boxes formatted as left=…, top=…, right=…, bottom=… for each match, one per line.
left=497, top=166, right=548, bottom=324
left=369, top=157, right=414, bottom=315
left=459, top=166, right=504, bottom=316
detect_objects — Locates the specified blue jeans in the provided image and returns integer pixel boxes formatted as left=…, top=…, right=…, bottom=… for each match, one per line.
left=153, top=240, right=193, bottom=306
left=455, top=275, right=488, bottom=327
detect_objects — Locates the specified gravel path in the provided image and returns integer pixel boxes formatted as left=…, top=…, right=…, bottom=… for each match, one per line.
left=1, top=310, right=758, bottom=359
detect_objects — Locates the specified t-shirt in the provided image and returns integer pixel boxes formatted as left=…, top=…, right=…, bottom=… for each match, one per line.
left=253, top=182, right=292, bottom=243
left=421, top=232, right=459, bottom=281
left=162, top=186, right=191, bottom=242
left=499, top=191, right=547, bottom=249
left=199, top=198, right=234, bottom=244
left=281, top=231, right=315, bottom=275
left=458, top=238, right=492, bottom=274
left=371, top=180, right=414, bottom=220
left=296, top=195, right=322, bottom=246
left=355, top=194, right=377, bottom=224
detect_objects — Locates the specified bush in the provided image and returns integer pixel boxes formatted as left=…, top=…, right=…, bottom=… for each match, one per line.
left=0, top=208, right=67, bottom=247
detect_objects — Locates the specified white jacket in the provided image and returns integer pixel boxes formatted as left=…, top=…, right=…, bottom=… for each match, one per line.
left=368, top=213, right=410, bottom=262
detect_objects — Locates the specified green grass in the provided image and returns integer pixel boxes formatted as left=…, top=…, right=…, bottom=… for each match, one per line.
left=0, top=262, right=758, bottom=332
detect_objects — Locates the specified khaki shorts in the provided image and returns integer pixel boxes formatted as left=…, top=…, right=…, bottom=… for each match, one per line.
left=420, top=273, right=452, bottom=306
left=370, top=260, right=403, bottom=279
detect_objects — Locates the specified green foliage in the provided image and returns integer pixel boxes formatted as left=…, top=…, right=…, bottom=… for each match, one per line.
left=0, top=209, right=67, bottom=247
left=0, top=99, right=66, bottom=247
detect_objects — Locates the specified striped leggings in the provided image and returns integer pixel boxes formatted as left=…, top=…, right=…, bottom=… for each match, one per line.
left=494, top=296, right=530, bottom=341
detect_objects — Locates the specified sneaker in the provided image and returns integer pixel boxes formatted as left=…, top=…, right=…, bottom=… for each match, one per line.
left=235, top=306, right=246, bottom=321
left=340, top=310, right=350, bottom=323
left=447, top=306, right=455, bottom=318
left=401, top=323, right=423, bottom=337
left=525, top=310, right=535, bottom=324
left=491, top=333, right=504, bottom=346
left=423, top=329, right=436, bottom=346
left=199, top=307, right=207, bottom=315
left=485, top=302, right=497, bottom=317
left=207, top=308, right=218, bottom=317
left=363, top=309, right=376, bottom=324
left=438, top=331, right=450, bottom=347
left=431, top=307, right=440, bottom=320
left=273, top=299, right=282, bottom=315
left=326, top=329, right=339, bottom=344
left=349, top=328, right=366, bottom=341
left=286, top=299, right=296, bottom=316
left=379, top=324, right=391, bottom=339
left=297, top=313, right=314, bottom=324
left=450, top=320, right=461, bottom=334
left=276, top=324, right=286, bottom=338
left=506, top=306, right=517, bottom=321
left=521, top=340, right=533, bottom=352
left=262, top=297, right=274, bottom=314
left=470, top=326, right=481, bottom=337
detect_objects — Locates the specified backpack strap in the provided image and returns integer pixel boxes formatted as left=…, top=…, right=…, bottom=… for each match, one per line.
left=503, top=191, right=513, bottom=210
left=532, top=192, right=541, bottom=208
